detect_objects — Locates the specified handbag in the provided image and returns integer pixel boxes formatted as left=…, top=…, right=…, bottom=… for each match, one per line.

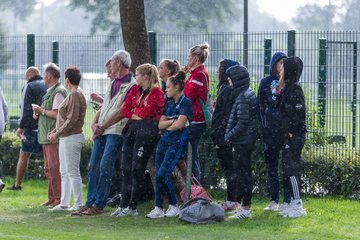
left=180, top=176, right=210, bottom=202
left=179, top=197, right=225, bottom=224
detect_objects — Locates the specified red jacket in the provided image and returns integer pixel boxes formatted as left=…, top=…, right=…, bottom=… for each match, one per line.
left=122, top=85, right=164, bottom=121
left=184, top=65, right=209, bottom=123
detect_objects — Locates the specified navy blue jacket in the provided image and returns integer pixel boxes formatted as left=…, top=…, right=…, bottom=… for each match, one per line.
left=258, top=52, right=287, bottom=131
left=19, top=75, right=47, bottom=130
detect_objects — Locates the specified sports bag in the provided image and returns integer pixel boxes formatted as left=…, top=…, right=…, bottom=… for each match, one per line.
left=179, top=197, right=225, bottom=224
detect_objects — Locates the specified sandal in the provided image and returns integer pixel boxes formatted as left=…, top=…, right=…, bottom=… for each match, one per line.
left=81, top=206, right=104, bottom=216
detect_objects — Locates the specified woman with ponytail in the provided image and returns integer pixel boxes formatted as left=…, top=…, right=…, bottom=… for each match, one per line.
left=158, top=59, right=181, bottom=93
left=146, top=71, right=193, bottom=219
left=183, top=42, right=210, bottom=182
left=111, top=63, right=164, bottom=217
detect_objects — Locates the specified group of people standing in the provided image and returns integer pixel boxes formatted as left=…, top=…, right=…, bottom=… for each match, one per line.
left=0, top=42, right=307, bottom=220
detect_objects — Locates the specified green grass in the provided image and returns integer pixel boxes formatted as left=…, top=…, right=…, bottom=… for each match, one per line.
left=0, top=180, right=359, bottom=240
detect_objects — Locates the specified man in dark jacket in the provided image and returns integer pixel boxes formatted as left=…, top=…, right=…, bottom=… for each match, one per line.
left=8, top=67, right=47, bottom=190
left=224, top=65, right=257, bottom=219
left=278, top=56, right=307, bottom=218
left=258, top=51, right=288, bottom=211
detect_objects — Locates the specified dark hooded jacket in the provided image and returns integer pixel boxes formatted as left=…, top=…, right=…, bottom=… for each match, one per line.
left=224, top=65, right=257, bottom=144
left=279, top=57, right=307, bottom=135
left=258, top=52, right=287, bottom=130
left=210, top=59, right=239, bottom=146
left=19, top=75, right=47, bottom=130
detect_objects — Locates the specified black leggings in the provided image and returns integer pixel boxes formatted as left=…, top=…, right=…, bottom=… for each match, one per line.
left=120, top=120, right=159, bottom=209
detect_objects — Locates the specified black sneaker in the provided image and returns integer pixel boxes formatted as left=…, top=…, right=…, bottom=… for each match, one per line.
left=7, top=185, right=22, bottom=191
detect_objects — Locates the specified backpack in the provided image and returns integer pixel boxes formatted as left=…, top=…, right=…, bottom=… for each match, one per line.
left=179, top=197, right=225, bottom=224
left=199, top=71, right=214, bottom=128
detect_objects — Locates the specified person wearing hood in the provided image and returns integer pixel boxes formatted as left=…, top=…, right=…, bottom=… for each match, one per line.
left=224, top=65, right=257, bottom=219
left=278, top=56, right=307, bottom=218
left=257, top=52, right=288, bottom=211
left=210, top=59, right=240, bottom=211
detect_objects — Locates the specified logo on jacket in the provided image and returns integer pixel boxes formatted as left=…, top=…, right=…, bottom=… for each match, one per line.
left=295, top=103, right=303, bottom=110
left=137, top=146, right=144, bottom=157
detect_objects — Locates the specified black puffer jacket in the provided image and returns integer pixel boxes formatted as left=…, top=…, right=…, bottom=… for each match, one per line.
left=224, top=65, right=257, bottom=144
left=279, top=57, right=307, bottom=135
left=19, top=75, right=47, bottom=130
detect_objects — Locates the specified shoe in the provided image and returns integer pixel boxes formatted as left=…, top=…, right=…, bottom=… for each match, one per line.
left=278, top=202, right=291, bottom=216
left=111, top=207, right=124, bottom=217
left=107, top=193, right=122, bottom=207
left=279, top=202, right=290, bottom=212
left=223, top=200, right=240, bottom=212
left=7, top=185, right=21, bottom=191
left=69, top=205, right=83, bottom=211
left=281, top=199, right=306, bottom=218
left=70, top=206, right=90, bottom=216
left=116, top=207, right=139, bottom=217
left=49, top=201, right=61, bottom=208
left=229, top=208, right=251, bottom=219
left=165, top=205, right=179, bottom=218
left=40, top=200, right=53, bottom=207
left=50, top=204, right=69, bottom=211
left=0, top=179, right=5, bottom=192
left=263, top=200, right=279, bottom=211
left=146, top=207, right=165, bottom=219
left=81, top=206, right=104, bottom=216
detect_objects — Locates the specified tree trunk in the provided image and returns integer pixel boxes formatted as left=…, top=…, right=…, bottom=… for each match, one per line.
left=119, top=0, right=150, bottom=73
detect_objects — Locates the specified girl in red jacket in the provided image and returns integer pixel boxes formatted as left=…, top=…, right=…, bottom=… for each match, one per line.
left=184, top=42, right=210, bottom=182
left=111, top=63, right=164, bottom=217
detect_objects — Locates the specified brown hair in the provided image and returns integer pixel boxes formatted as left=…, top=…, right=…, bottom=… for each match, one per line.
left=160, top=59, right=181, bottom=76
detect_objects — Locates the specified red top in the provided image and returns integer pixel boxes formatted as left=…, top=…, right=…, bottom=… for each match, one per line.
left=184, top=65, right=209, bottom=123
left=122, top=85, right=164, bottom=121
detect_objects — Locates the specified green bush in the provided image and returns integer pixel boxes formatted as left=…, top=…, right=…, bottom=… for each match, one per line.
left=0, top=132, right=92, bottom=179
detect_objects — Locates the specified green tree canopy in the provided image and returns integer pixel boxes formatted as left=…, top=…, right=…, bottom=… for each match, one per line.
left=69, top=0, right=240, bottom=34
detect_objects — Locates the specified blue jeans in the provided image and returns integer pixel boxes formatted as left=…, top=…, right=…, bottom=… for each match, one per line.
left=154, top=138, right=186, bottom=208
left=86, top=134, right=122, bottom=209
left=188, top=123, right=206, bottom=181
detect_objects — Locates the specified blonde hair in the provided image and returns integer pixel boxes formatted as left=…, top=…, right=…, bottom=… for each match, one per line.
left=189, top=42, right=210, bottom=63
left=136, top=63, right=160, bottom=90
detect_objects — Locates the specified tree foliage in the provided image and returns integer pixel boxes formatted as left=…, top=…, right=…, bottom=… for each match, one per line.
left=68, top=0, right=240, bottom=34
left=0, top=0, right=37, bottom=21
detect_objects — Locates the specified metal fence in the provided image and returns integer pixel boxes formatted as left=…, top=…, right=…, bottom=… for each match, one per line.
left=0, top=31, right=359, bottom=159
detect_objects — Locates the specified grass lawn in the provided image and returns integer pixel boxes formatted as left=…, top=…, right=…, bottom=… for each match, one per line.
left=0, top=180, right=359, bottom=240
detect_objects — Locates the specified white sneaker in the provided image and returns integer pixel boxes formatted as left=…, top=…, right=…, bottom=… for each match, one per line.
left=69, top=205, right=83, bottom=211
left=263, top=200, right=279, bottom=211
left=229, top=208, right=251, bottom=219
left=116, top=207, right=139, bottom=217
left=146, top=207, right=165, bottom=219
left=281, top=199, right=306, bottom=218
left=50, top=204, right=69, bottom=211
left=111, top=207, right=124, bottom=217
left=279, top=202, right=290, bottom=213
left=165, top=205, right=179, bottom=218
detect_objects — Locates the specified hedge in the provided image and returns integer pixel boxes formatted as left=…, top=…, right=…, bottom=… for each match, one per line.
left=1, top=131, right=359, bottom=199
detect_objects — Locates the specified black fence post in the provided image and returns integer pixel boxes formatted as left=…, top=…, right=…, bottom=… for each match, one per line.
left=318, top=38, right=327, bottom=127
left=287, top=30, right=296, bottom=57
left=264, top=38, right=272, bottom=76
left=27, top=34, right=35, bottom=68
left=52, top=41, right=59, bottom=65
left=148, top=31, right=157, bottom=65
